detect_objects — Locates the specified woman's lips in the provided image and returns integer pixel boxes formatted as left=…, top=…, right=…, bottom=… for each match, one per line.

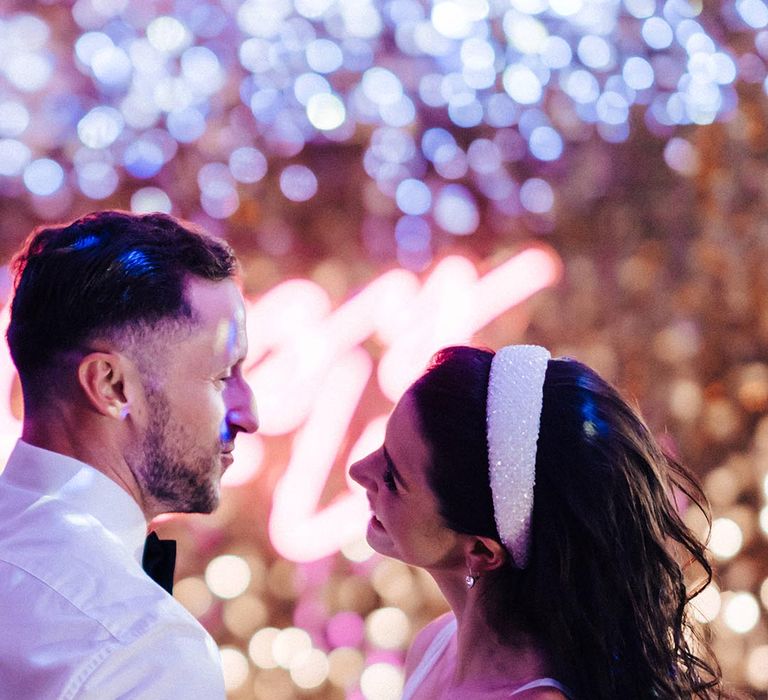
left=370, top=514, right=385, bottom=530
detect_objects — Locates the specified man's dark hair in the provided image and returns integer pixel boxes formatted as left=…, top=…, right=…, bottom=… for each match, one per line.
left=7, top=210, right=237, bottom=394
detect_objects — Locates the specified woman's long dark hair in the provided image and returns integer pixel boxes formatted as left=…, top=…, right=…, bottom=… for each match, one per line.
left=410, top=346, right=724, bottom=699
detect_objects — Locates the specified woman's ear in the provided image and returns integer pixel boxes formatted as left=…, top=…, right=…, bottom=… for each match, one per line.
left=465, top=535, right=507, bottom=576
left=77, top=351, right=130, bottom=419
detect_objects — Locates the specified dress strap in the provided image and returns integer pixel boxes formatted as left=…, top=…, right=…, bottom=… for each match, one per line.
left=510, top=678, right=574, bottom=697
left=401, top=617, right=457, bottom=700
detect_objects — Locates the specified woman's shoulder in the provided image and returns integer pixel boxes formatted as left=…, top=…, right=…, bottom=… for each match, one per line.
left=509, top=683, right=571, bottom=700
left=510, top=690, right=569, bottom=700
left=404, top=612, right=455, bottom=677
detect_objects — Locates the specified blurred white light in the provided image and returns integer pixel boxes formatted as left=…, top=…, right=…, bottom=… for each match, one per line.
left=77, top=106, right=125, bottom=149
left=738, top=0, right=768, bottom=27
left=307, top=93, right=347, bottom=130
left=541, top=36, right=573, bottom=69
left=78, top=162, right=119, bottom=199
left=563, top=70, right=600, bottom=103
left=229, top=147, right=268, bottom=183
left=75, top=31, right=114, bottom=67
left=578, top=35, right=613, bottom=69
left=625, top=0, right=656, bottom=18
left=448, top=94, right=483, bottom=127
left=0, top=139, right=31, bottom=176
left=181, top=46, right=223, bottom=93
left=359, top=662, right=404, bottom=700
left=709, top=518, right=743, bottom=559
left=434, top=184, right=479, bottom=235
left=280, top=164, right=318, bottom=201
left=759, top=505, right=768, bottom=536
left=549, top=0, right=583, bottom=16
left=147, top=15, right=191, bottom=54
left=642, top=17, right=674, bottom=49
left=201, top=188, right=240, bottom=219
left=8, top=13, right=50, bottom=50
left=238, top=37, right=270, bottom=72
left=237, top=0, right=292, bottom=37
left=467, top=138, right=502, bottom=174
left=290, top=648, right=330, bottom=689
left=248, top=627, right=280, bottom=669
left=381, top=95, right=417, bottom=127
left=6, top=53, right=52, bottom=92
left=362, top=67, right=404, bottom=106
left=220, top=646, right=250, bottom=692
left=171, top=576, right=213, bottom=618
left=664, top=137, right=699, bottom=175
left=713, top=52, right=738, bottom=84
left=396, top=179, right=431, bottom=215
left=91, top=46, right=132, bottom=86
left=272, top=627, right=312, bottom=668
left=23, top=159, right=64, bottom=196
left=131, top=187, right=172, bottom=214
left=295, top=0, right=334, bottom=19
left=365, top=607, right=411, bottom=649
left=747, top=645, right=768, bottom=689
left=342, top=3, right=384, bottom=39
left=431, top=1, right=474, bottom=39
left=294, top=72, right=331, bottom=106
left=205, top=555, right=252, bottom=599
left=0, top=101, right=30, bottom=137
left=529, top=126, right=564, bottom=161
left=690, top=583, right=721, bottom=623
left=166, top=108, right=206, bottom=143
left=520, top=177, right=554, bottom=213
left=723, top=592, right=760, bottom=634
left=596, top=91, right=629, bottom=124
left=306, top=38, right=344, bottom=73
left=460, top=37, right=495, bottom=70
left=340, top=537, right=375, bottom=562
left=623, top=56, right=655, bottom=90
left=505, top=14, right=549, bottom=54
left=503, top=64, right=543, bottom=104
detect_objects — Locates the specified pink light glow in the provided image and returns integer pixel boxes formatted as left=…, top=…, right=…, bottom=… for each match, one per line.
left=258, top=247, right=561, bottom=562
left=0, top=248, right=562, bottom=563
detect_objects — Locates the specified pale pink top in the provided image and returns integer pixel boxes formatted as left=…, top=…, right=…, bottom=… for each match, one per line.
left=402, top=617, right=574, bottom=700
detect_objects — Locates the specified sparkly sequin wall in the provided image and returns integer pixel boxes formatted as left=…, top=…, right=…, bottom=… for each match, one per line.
left=1, top=0, right=768, bottom=697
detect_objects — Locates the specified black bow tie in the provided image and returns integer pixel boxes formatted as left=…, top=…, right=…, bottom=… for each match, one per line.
left=142, top=531, right=176, bottom=595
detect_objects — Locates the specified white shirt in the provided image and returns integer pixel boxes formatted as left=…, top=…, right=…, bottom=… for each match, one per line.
left=0, top=440, right=226, bottom=699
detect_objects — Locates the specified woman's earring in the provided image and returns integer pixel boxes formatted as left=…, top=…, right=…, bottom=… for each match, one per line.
left=465, top=569, right=477, bottom=589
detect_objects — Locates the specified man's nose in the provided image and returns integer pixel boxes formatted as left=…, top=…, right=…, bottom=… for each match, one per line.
left=227, top=383, right=259, bottom=435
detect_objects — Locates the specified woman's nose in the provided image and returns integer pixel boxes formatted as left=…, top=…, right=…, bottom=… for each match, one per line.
left=349, top=454, right=373, bottom=489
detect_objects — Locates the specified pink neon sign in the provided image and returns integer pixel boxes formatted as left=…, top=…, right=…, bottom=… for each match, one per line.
left=0, top=246, right=562, bottom=562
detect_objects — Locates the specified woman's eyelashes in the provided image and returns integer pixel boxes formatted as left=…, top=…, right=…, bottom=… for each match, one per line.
left=383, top=463, right=397, bottom=492
left=382, top=450, right=398, bottom=492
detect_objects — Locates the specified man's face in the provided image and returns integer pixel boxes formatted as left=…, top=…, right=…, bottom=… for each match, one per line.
left=129, top=277, right=258, bottom=516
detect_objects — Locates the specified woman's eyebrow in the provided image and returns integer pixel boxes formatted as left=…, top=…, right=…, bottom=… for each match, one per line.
left=383, top=446, right=409, bottom=490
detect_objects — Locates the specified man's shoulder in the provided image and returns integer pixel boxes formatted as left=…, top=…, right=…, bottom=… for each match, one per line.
left=0, top=494, right=198, bottom=645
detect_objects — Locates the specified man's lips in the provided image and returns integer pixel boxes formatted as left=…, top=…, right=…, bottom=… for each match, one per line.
left=221, top=445, right=235, bottom=468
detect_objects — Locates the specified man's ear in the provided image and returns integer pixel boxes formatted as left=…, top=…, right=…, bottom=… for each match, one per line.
left=465, top=535, right=508, bottom=576
left=77, top=352, right=130, bottom=419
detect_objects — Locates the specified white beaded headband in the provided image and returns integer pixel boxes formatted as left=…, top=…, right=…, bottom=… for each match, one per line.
left=486, top=344, right=551, bottom=569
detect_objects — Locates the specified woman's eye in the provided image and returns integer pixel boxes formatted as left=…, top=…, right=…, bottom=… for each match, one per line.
left=383, top=465, right=397, bottom=492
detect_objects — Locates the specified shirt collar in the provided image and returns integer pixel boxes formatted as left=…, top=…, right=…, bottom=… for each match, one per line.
left=2, top=440, right=148, bottom=564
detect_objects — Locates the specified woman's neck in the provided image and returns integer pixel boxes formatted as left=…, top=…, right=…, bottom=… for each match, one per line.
left=429, top=570, right=554, bottom=690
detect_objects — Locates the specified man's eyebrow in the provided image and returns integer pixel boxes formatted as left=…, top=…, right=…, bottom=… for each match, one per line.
left=383, top=446, right=408, bottom=490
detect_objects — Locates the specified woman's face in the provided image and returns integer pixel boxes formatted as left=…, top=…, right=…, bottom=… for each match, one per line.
left=349, top=390, right=463, bottom=570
